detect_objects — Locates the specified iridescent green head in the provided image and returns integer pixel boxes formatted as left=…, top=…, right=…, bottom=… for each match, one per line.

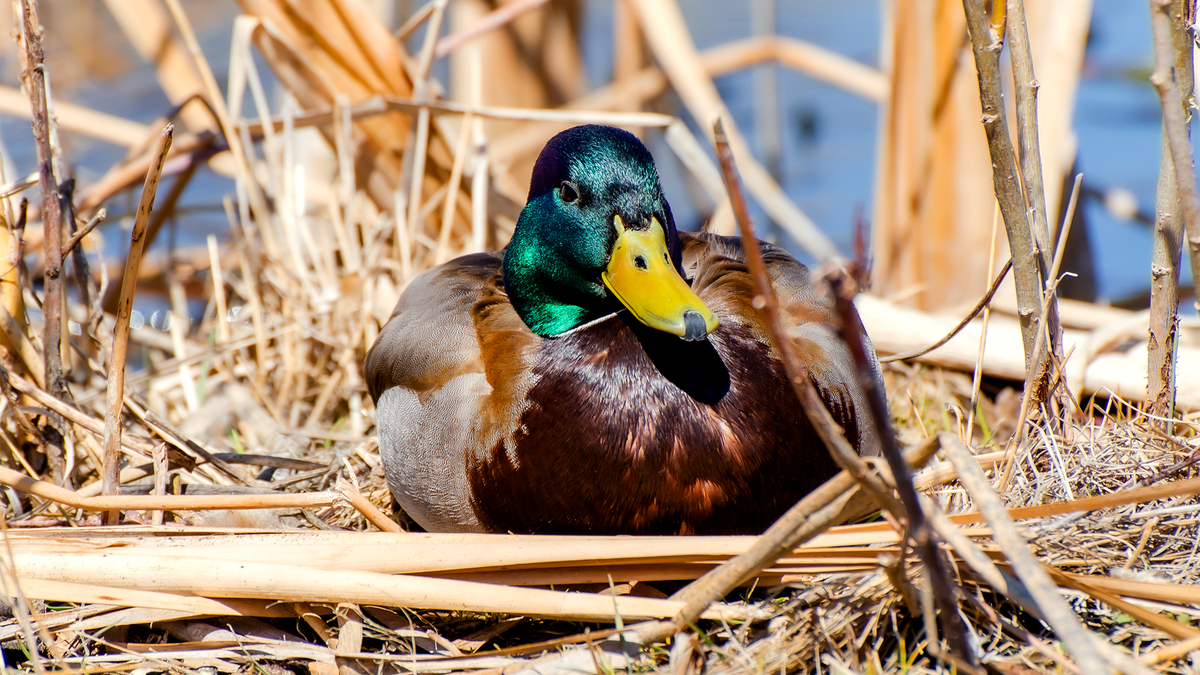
left=502, top=125, right=718, bottom=340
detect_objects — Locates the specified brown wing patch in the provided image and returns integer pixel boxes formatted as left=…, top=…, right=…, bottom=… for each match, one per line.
left=465, top=314, right=845, bottom=535
left=363, top=253, right=501, bottom=402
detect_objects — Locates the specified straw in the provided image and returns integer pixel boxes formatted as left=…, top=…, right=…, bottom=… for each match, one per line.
left=101, top=125, right=173, bottom=522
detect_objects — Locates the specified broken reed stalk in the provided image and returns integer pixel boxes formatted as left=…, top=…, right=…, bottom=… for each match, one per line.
left=336, top=478, right=402, bottom=533
left=1148, top=0, right=1199, bottom=424
left=939, top=433, right=1111, bottom=674
left=709, top=117, right=975, bottom=670
left=101, top=125, right=173, bottom=522
left=960, top=0, right=1051, bottom=402
left=8, top=551, right=749, bottom=624
left=20, top=0, right=67, bottom=486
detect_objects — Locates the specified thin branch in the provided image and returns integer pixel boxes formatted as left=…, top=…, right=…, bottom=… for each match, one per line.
left=1006, top=0, right=1065, bottom=410
left=395, top=0, right=435, bottom=41
left=704, top=117, right=976, bottom=670
left=61, top=208, right=106, bottom=259
left=20, top=0, right=66, bottom=486
left=879, top=258, right=1012, bottom=363
left=827, top=271, right=978, bottom=670
left=1148, top=0, right=1200, bottom=423
left=960, top=0, right=1047, bottom=388
left=101, top=125, right=173, bottom=522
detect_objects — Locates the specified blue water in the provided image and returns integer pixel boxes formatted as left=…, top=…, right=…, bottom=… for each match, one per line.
left=0, top=0, right=1188, bottom=309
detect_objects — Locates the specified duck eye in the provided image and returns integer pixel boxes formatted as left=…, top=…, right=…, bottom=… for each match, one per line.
left=559, top=181, right=579, bottom=203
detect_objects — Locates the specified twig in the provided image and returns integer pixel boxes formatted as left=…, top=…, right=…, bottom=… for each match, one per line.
left=1148, top=0, right=1200, bottom=423
left=61, top=208, right=105, bottom=259
left=434, top=0, right=551, bottom=59
left=922, top=496, right=1042, bottom=619
left=708, top=117, right=974, bottom=668
left=101, top=125, right=173, bottom=523
left=879, top=258, right=1012, bottom=363
left=469, top=62, right=489, bottom=254
left=435, top=110, right=474, bottom=265
left=395, top=0, right=435, bottom=41
left=999, top=175, right=1083, bottom=490
left=401, top=0, right=450, bottom=265
left=1006, top=0, right=1055, bottom=275
left=0, top=304, right=44, bottom=390
left=144, top=152, right=201, bottom=252
left=960, top=0, right=1048, bottom=391
left=206, top=235, right=230, bottom=344
left=1140, top=633, right=1200, bottom=666
left=0, top=172, right=38, bottom=201
left=55, top=181, right=89, bottom=317
left=828, top=270, right=978, bottom=669
left=940, top=433, right=1111, bottom=674
left=161, top=0, right=279, bottom=258
left=966, top=206, right=1003, bottom=437
left=151, top=443, right=167, bottom=526
left=20, top=0, right=66, bottom=485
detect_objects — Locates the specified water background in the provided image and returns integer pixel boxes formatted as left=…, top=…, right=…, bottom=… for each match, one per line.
left=0, top=0, right=1187, bottom=319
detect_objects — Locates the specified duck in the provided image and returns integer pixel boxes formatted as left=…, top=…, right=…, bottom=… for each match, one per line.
left=364, top=124, right=883, bottom=535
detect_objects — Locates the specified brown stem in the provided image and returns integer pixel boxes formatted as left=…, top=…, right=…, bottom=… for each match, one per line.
left=101, top=125, right=173, bottom=523
left=61, top=209, right=105, bottom=259
left=710, top=118, right=976, bottom=670
left=59, top=180, right=94, bottom=324
left=20, top=0, right=66, bottom=486
left=960, top=0, right=1047, bottom=392
left=433, top=0, right=551, bottom=59
left=1147, top=0, right=1197, bottom=424
left=1006, top=0, right=1064, bottom=409
left=827, top=271, right=978, bottom=670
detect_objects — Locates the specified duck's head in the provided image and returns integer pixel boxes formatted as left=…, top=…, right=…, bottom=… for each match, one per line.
left=503, top=125, right=719, bottom=340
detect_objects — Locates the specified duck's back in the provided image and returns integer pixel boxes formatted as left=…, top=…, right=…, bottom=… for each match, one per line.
left=364, top=233, right=881, bottom=534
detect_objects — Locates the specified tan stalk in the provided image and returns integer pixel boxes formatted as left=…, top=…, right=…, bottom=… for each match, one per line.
left=101, top=126, right=174, bottom=523
left=1147, top=0, right=1196, bottom=424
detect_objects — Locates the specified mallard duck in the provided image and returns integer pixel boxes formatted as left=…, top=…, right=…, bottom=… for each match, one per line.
left=364, top=125, right=882, bottom=535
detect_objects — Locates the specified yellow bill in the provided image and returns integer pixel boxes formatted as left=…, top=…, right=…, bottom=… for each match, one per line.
left=601, top=216, right=719, bottom=341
